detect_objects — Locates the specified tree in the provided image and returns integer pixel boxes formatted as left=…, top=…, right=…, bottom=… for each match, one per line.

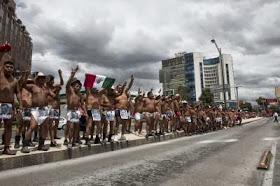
left=199, top=88, right=214, bottom=105
left=176, top=84, right=191, bottom=101
left=268, top=104, right=279, bottom=112
left=240, top=102, right=253, bottom=112
left=256, top=97, right=267, bottom=109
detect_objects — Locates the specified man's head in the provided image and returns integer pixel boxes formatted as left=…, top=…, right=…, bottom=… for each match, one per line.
left=48, top=75, right=55, bottom=86
left=71, top=78, right=82, bottom=93
left=35, top=72, right=46, bottom=85
left=147, top=91, right=154, bottom=99
left=3, top=61, right=14, bottom=77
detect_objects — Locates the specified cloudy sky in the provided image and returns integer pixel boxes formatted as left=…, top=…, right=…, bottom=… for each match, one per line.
left=14, top=0, right=280, bottom=101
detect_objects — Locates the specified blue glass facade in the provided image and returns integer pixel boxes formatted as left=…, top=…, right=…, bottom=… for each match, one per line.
left=184, top=53, right=196, bottom=101
left=203, top=57, right=220, bottom=65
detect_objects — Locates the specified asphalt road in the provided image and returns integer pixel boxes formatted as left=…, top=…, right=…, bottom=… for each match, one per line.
left=0, top=118, right=279, bottom=186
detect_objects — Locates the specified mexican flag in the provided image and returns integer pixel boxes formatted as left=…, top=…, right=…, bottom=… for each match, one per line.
left=84, top=73, right=115, bottom=89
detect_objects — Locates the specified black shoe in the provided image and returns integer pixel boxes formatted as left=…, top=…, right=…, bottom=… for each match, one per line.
left=50, top=141, right=57, bottom=147
left=54, top=137, right=61, bottom=140
left=94, top=136, right=100, bottom=144
left=145, top=134, right=149, bottom=139
left=21, top=140, right=30, bottom=153
left=108, top=134, right=113, bottom=142
left=63, top=139, right=68, bottom=146
left=28, top=140, right=36, bottom=147
left=33, top=136, right=38, bottom=142
left=84, top=138, right=90, bottom=146
left=37, top=138, right=49, bottom=151
left=14, top=135, right=20, bottom=149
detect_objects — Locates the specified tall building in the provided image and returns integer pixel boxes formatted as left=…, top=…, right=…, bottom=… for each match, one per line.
left=160, top=52, right=236, bottom=106
left=0, top=0, right=33, bottom=71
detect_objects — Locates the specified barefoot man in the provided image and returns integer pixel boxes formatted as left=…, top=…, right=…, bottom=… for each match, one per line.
left=143, top=91, right=156, bottom=138
left=0, top=61, right=22, bottom=155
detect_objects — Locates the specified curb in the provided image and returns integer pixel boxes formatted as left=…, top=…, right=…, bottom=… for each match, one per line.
left=0, top=117, right=264, bottom=172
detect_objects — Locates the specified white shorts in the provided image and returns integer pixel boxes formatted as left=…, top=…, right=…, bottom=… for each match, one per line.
left=49, top=109, right=60, bottom=119
left=31, top=106, right=50, bottom=125
left=135, top=112, right=142, bottom=121
left=67, top=110, right=81, bottom=123
left=216, top=117, right=222, bottom=123
left=22, top=108, right=31, bottom=121
left=145, top=112, right=154, bottom=118
left=91, top=109, right=101, bottom=121
left=104, top=110, right=115, bottom=121
left=185, top=116, right=192, bottom=123
left=0, top=103, right=13, bottom=120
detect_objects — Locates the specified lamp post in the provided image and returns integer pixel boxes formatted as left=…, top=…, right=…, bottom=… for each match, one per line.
left=235, top=85, right=242, bottom=110
left=211, top=39, right=227, bottom=109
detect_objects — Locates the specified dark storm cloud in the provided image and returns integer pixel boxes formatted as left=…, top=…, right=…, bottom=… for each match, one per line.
left=15, top=0, right=280, bottom=101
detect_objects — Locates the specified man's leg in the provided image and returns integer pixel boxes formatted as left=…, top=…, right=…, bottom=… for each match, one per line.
left=145, top=114, right=151, bottom=138
left=38, top=119, right=49, bottom=151
left=64, top=121, right=69, bottom=145
left=22, top=116, right=37, bottom=153
left=54, top=119, right=60, bottom=139
left=49, top=119, right=57, bottom=147
left=94, top=121, right=101, bottom=143
left=84, top=117, right=93, bottom=145
left=3, top=119, right=16, bottom=155
left=72, top=123, right=79, bottom=146
left=14, top=115, right=23, bottom=149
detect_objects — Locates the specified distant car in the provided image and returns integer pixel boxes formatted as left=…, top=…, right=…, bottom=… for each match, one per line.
left=58, top=116, right=67, bottom=130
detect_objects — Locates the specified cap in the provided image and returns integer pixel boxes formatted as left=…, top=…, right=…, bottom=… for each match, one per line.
left=182, top=100, right=188, bottom=104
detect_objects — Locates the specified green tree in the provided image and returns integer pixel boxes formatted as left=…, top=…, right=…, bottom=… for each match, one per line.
left=176, top=84, right=191, bottom=101
left=240, top=102, right=253, bottom=112
left=199, top=88, right=214, bottom=105
left=268, top=104, right=278, bottom=112
left=256, top=97, right=267, bottom=108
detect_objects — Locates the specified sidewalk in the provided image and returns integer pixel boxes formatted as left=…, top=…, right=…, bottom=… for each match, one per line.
left=0, top=117, right=264, bottom=171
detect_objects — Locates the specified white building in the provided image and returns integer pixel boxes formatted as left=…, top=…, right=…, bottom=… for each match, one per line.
left=160, top=52, right=236, bottom=107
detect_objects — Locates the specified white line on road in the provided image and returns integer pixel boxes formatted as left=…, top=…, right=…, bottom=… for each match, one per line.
left=197, top=139, right=239, bottom=144
left=262, top=137, right=280, bottom=141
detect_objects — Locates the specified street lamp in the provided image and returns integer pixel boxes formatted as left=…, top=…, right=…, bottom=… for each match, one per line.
left=211, top=39, right=227, bottom=109
left=235, top=85, right=242, bottom=110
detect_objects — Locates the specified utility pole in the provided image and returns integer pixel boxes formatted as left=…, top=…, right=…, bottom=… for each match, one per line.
left=211, top=39, right=227, bottom=109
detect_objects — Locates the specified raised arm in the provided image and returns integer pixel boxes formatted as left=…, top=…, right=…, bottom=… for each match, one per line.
left=58, top=69, right=64, bottom=86
left=125, top=75, right=134, bottom=93
left=66, top=65, right=78, bottom=89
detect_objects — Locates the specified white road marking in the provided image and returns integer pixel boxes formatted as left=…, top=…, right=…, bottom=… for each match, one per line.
left=263, top=137, right=280, bottom=141
left=262, top=141, right=277, bottom=186
left=198, top=139, right=238, bottom=144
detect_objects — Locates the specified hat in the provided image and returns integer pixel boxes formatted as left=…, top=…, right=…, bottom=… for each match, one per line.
left=35, top=72, right=47, bottom=82
left=175, top=94, right=180, bottom=97
left=71, top=78, right=81, bottom=86
left=182, top=100, right=188, bottom=104
left=111, top=85, right=115, bottom=90
left=26, top=76, right=34, bottom=83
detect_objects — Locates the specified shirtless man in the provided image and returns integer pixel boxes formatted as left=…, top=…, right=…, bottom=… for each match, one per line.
left=143, top=91, right=156, bottom=138
left=0, top=61, right=22, bottom=155
left=46, top=70, right=64, bottom=147
left=21, top=72, right=60, bottom=153
left=114, top=75, right=134, bottom=140
left=181, top=101, right=191, bottom=135
left=134, top=88, right=145, bottom=135
left=173, top=94, right=181, bottom=132
left=85, top=87, right=104, bottom=145
left=100, top=88, right=115, bottom=142
left=154, top=94, right=162, bottom=135
left=65, top=66, right=85, bottom=147
left=160, top=96, right=169, bottom=134
left=14, top=74, right=33, bottom=149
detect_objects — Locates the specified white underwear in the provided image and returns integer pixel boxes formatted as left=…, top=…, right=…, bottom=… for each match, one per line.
left=67, top=110, right=81, bottom=123
left=22, top=108, right=31, bottom=121
left=31, top=106, right=50, bottom=125
left=104, top=110, right=115, bottom=121
left=49, top=109, right=60, bottom=119
left=91, top=109, right=101, bottom=121
left=0, top=103, right=13, bottom=120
